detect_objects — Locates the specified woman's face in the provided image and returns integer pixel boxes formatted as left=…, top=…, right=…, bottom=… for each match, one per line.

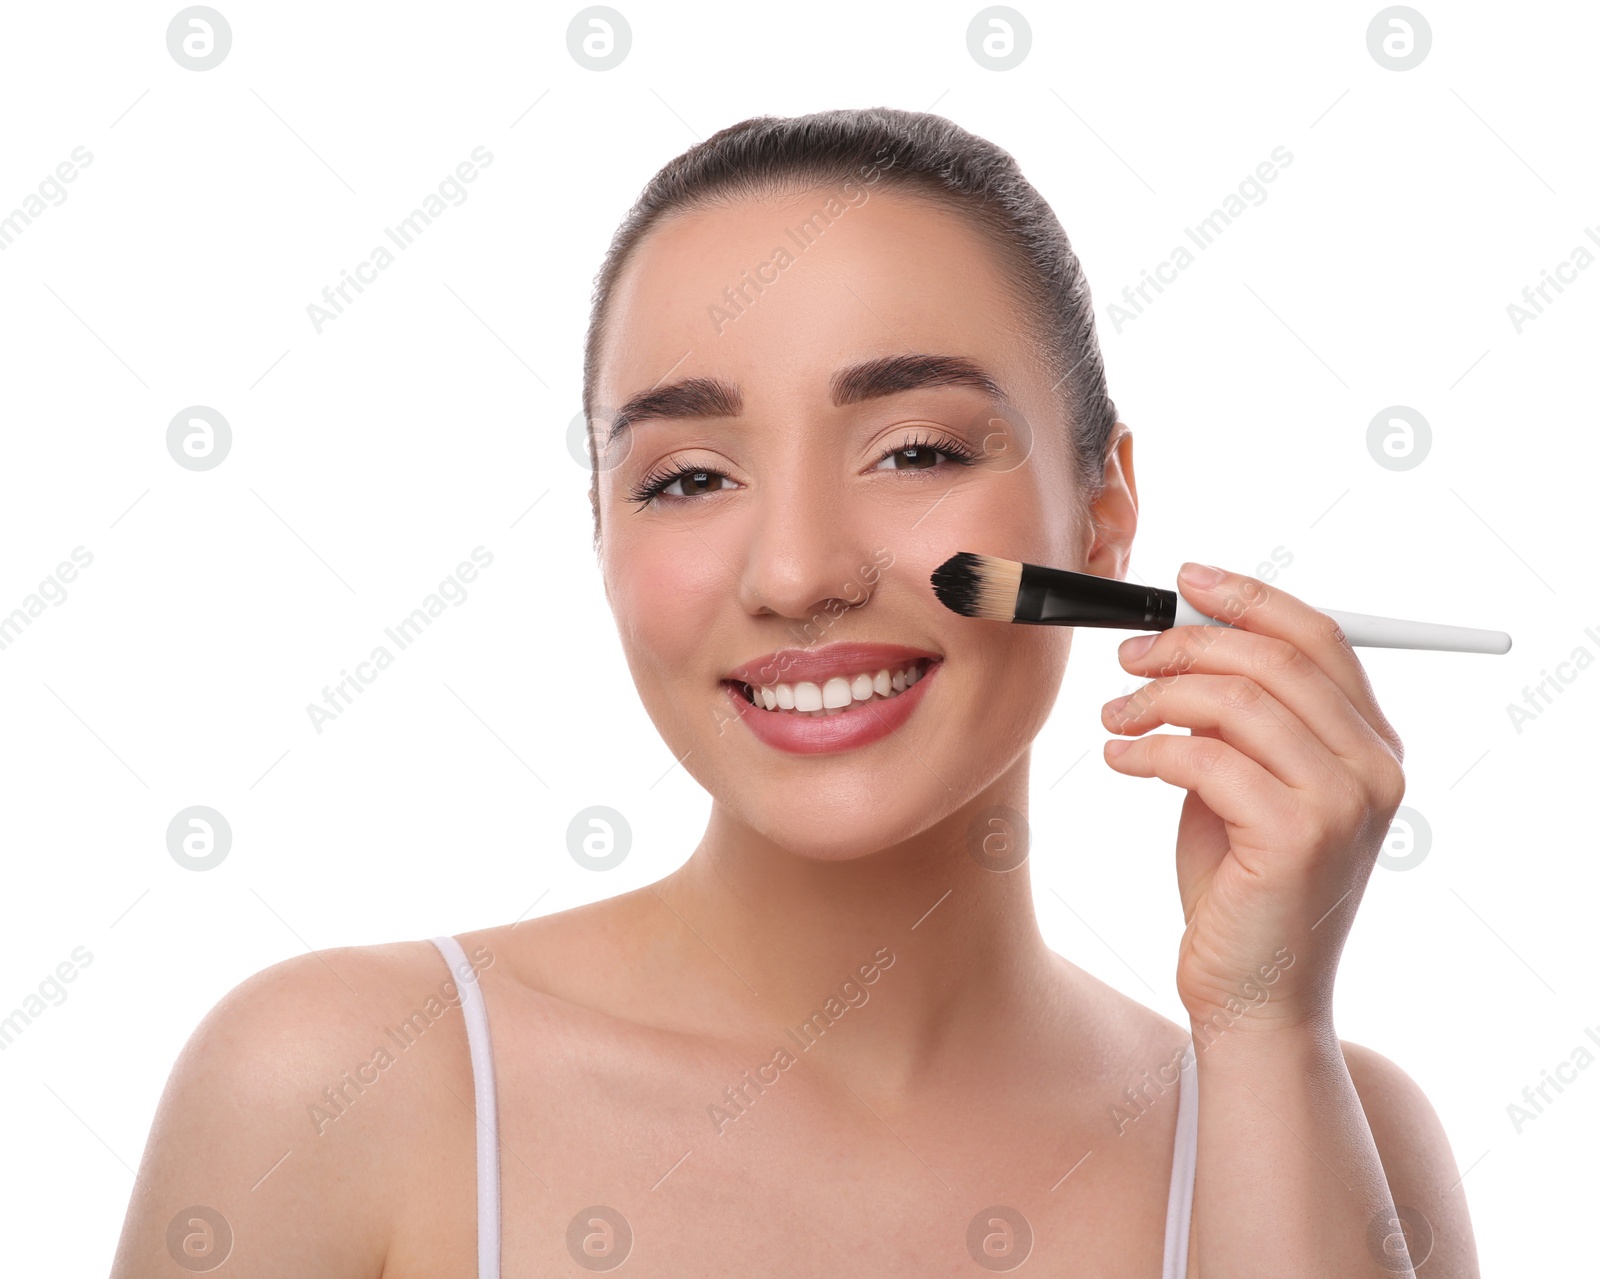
left=594, top=184, right=1117, bottom=861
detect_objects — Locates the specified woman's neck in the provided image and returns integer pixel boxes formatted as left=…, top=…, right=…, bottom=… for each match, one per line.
left=653, top=781, right=1067, bottom=1100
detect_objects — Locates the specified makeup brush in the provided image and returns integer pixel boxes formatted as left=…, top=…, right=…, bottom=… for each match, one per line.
left=930, top=552, right=1512, bottom=654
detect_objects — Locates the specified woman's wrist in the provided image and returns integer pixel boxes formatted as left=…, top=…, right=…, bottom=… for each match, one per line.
left=1187, top=1008, right=1340, bottom=1072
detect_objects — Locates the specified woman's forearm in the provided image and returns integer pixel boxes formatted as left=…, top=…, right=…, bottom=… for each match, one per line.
left=1191, top=1016, right=1413, bottom=1277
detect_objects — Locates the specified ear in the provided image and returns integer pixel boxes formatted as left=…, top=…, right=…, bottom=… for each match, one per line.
left=1083, top=423, right=1137, bottom=580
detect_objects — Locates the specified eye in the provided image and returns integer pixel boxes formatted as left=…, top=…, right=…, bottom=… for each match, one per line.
left=626, top=465, right=739, bottom=509
left=871, top=430, right=981, bottom=472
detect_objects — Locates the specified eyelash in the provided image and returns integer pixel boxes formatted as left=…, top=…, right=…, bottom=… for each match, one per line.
left=625, top=430, right=981, bottom=510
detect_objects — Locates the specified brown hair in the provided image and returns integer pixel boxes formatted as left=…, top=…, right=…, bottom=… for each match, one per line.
left=582, top=106, right=1118, bottom=549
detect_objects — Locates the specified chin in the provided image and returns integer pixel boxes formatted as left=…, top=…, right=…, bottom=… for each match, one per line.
left=732, top=785, right=965, bottom=865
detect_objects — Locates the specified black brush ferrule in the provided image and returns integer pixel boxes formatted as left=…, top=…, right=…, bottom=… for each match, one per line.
left=1014, top=564, right=1177, bottom=629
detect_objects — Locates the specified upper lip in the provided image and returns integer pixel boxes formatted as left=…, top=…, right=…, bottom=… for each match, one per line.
left=725, top=642, right=942, bottom=689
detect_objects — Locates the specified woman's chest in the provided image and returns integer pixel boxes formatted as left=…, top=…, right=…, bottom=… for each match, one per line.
left=492, top=1121, right=1177, bottom=1277
left=387, top=1011, right=1185, bottom=1277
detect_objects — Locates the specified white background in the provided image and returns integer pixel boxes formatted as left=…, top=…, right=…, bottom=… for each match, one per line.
left=1, top=1, right=1594, bottom=1272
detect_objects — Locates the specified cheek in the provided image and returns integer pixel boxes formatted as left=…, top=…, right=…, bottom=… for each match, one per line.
left=1021, top=624, right=1073, bottom=700
left=604, top=529, right=730, bottom=679
left=986, top=611, right=1071, bottom=701
left=968, top=432, right=1084, bottom=561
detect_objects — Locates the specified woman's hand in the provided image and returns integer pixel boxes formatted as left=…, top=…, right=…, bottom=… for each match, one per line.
left=1100, top=561, right=1407, bottom=1036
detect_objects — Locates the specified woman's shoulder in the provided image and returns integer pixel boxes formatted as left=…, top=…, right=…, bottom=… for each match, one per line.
left=138, top=932, right=469, bottom=1137
left=111, top=937, right=477, bottom=1277
left=166, top=936, right=473, bottom=1095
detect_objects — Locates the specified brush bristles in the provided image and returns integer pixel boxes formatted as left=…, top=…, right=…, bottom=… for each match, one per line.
left=930, top=552, right=1023, bottom=621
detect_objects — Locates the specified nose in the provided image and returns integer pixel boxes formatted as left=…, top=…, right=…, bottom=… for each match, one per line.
left=735, top=468, right=879, bottom=627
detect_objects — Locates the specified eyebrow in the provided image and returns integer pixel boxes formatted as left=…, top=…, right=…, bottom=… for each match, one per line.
left=605, top=353, right=1008, bottom=449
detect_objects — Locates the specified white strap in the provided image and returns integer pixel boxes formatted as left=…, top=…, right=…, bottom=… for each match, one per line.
left=431, top=935, right=501, bottom=1279
left=1161, top=1037, right=1198, bottom=1279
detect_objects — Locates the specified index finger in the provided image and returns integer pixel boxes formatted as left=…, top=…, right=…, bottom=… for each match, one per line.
left=1173, top=561, right=1404, bottom=760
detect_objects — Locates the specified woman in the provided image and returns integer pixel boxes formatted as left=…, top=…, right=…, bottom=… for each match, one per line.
left=112, top=108, right=1478, bottom=1277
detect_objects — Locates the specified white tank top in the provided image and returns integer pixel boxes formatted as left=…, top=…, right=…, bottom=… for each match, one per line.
left=430, top=934, right=1198, bottom=1278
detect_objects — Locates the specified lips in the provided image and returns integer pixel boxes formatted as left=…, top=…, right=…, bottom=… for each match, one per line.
left=724, top=642, right=943, bottom=689
left=721, top=653, right=942, bottom=754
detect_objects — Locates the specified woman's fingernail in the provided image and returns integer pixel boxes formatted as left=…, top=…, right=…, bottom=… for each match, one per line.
left=1119, top=633, right=1157, bottom=661
left=1179, top=562, right=1226, bottom=588
left=1104, top=693, right=1132, bottom=717
left=1104, top=739, right=1130, bottom=758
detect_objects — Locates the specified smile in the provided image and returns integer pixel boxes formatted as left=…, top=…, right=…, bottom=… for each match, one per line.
left=732, top=657, right=936, bottom=717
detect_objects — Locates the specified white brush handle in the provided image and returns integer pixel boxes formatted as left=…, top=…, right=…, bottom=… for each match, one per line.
left=1172, top=598, right=1512, bottom=654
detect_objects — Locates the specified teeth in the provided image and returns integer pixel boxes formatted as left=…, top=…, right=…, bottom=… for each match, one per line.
left=737, top=660, right=933, bottom=717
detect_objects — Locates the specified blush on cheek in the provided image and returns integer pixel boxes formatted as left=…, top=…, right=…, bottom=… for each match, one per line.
left=608, top=533, right=728, bottom=682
